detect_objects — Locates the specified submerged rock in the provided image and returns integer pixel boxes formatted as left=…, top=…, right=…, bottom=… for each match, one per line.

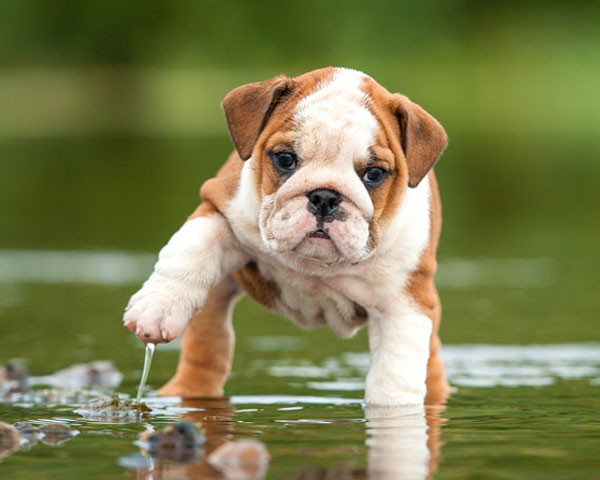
left=12, top=422, right=41, bottom=449
left=207, top=439, right=270, bottom=480
left=33, top=360, right=122, bottom=390
left=138, top=422, right=205, bottom=463
left=75, top=394, right=151, bottom=421
left=39, top=423, right=79, bottom=446
left=0, top=421, right=21, bottom=458
left=11, top=387, right=101, bottom=406
left=0, top=363, right=28, bottom=396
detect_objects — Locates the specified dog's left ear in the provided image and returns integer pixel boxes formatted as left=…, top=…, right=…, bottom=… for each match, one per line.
left=392, top=94, right=448, bottom=188
left=222, top=76, right=294, bottom=161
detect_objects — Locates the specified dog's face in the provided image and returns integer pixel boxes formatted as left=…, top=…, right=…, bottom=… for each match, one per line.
left=223, top=68, right=447, bottom=266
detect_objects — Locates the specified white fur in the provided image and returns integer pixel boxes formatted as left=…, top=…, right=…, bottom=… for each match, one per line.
left=123, top=215, right=248, bottom=343
left=293, top=68, right=378, bottom=177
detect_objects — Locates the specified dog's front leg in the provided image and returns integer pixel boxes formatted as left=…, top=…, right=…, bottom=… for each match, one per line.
left=365, top=307, right=433, bottom=406
left=123, top=212, right=248, bottom=344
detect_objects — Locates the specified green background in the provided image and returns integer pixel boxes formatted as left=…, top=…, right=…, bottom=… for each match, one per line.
left=0, top=2, right=599, bottom=478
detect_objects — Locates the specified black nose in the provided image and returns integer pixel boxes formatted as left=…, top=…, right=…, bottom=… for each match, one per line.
left=307, top=189, right=341, bottom=220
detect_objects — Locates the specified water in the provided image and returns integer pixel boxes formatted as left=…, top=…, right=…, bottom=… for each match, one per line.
left=135, top=343, right=155, bottom=404
left=1, top=136, right=599, bottom=478
left=1, top=342, right=599, bottom=479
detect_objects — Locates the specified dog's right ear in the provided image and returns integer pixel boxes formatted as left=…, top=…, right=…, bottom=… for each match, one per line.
left=222, top=76, right=294, bottom=161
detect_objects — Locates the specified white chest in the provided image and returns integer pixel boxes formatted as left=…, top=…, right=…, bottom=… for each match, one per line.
left=249, top=255, right=369, bottom=338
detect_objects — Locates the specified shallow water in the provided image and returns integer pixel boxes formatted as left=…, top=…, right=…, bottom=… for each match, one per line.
left=1, top=342, right=599, bottom=479
left=1, top=136, right=599, bottom=478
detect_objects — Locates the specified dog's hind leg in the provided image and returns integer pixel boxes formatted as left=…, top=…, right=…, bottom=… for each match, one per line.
left=158, top=275, right=242, bottom=398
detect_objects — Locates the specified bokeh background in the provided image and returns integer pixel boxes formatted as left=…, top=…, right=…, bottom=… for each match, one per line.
left=1, top=0, right=599, bottom=381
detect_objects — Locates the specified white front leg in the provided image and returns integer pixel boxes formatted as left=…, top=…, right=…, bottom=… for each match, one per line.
left=365, top=306, right=432, bottom=406
left=124, top=214, right=248, bottom=344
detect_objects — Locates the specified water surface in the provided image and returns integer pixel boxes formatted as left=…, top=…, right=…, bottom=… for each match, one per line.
left=1, top=136, right=599, bottom=478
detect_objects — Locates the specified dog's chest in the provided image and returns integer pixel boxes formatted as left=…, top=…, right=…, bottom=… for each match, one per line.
left=237, top=258, right=368, bottom=338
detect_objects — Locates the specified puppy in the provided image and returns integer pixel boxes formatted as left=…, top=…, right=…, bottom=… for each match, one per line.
left=124, top=67, right=450, bottom=406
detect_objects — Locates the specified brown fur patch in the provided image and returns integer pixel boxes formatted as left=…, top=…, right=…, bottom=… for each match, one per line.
left=222, top=76, right=295, bottom=161
left=232, top=262, right=280, bottom=310
left=197, top=151, right=244, bottom=216
left=237, top=68, right=337, bottom=198
left=359, top=78, right=410, bottom=233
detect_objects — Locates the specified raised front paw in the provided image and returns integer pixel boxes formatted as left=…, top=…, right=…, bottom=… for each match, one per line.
left=123, top=276, right=202, bottom=344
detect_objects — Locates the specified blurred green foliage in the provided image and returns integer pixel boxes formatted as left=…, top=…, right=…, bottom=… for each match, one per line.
left=0, top=0, right=598, bottom=350
left=0, top=6, right=599, bottom=477
left=1, top=0, right=599, bottom=69
left=1, top=1, right=599, bottom=143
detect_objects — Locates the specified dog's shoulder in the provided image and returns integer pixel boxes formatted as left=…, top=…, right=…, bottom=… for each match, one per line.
left=197, top=151, right=244, bottom=216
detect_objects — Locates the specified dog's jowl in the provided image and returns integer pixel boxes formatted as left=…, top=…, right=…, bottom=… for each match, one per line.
left=124, top=67, right=450, bottom=406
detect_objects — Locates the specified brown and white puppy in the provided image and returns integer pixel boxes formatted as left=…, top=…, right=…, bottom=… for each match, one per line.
left=123, top=67, right=450, bottom=406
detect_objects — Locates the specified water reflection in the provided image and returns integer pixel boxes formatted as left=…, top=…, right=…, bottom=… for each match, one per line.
left=124, top=397, right=269, bottom=480
left=120, top=396, right=446, bottom=480
left=365, top=405, right=445, bottom=480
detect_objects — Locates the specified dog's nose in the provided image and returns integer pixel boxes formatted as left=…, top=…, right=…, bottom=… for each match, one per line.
left=307, top=189, right=341, bottom=219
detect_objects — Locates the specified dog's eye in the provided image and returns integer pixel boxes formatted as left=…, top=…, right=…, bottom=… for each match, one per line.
left=362, top=167, right=387, bottom=185
left=272, top=152, right=297, bottom=172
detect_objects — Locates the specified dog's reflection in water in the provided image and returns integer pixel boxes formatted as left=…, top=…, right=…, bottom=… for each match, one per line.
left=287, top=405, right=445, bottom=480
left=126, top=397, right=239, bottom=479
left=364, top=405, right=445, bottom=480
left=126, top=398, right=444, bottom=480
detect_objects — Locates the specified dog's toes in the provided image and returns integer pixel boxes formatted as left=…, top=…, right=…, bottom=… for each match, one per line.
left=160, top=308, right=190, bottom=342
left=126, top=302, right=166, bottom=344
left=134, top=321, right=164, bottom=344
left=123, top=319, right=136, bottom=333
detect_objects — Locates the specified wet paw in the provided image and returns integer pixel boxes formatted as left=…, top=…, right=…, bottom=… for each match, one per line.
left=123, top=276, right=201, bottom=344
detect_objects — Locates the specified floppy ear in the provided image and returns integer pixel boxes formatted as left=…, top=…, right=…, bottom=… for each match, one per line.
left=393, top=94, right=448, bottom=188
left=222, top=76, right=294, bottom=160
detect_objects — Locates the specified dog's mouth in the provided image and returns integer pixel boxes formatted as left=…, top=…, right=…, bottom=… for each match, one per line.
left=307, top=228, right=330, bottom=240
left=293, top=227, right=341, bottom=263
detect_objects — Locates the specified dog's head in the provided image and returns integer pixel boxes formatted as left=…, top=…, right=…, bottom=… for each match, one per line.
left=223, top=68, right=447, bottom=266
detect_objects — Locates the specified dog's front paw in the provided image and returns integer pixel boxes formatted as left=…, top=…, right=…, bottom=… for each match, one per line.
left=123, top=276, right=203, bottom=344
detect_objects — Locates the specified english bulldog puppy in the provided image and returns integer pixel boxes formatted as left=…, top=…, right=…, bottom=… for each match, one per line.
left=124, top=67, right=450, bottom=406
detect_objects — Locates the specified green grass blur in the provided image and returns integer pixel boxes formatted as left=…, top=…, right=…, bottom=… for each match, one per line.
left=0, top=0, right=599, bottom=364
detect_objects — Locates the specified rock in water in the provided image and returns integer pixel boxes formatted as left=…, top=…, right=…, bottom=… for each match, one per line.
left=0, top=363, right=28, bottom=396
left=75, top=394, right=151, bottom=421
left=12, top=422, right=41, bottom=449
left=39, top=423, right=79, bottom=446
left=11, top=387, right=101, bottom=406
left=207, top=439, right=270, bottom=480
left=33, top=360, right=122, bottom=389
left=0, top=422, right=21, bottom=458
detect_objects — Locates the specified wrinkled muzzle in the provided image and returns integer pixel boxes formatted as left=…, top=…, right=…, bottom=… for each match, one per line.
left=260, top=192, right=372, bottom=264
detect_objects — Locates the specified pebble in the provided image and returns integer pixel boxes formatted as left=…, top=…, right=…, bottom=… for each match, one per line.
left=207, top=438, right=270, bottom=480
left=0, top=421, right=21, bottom=458
left=39, top=423, right=79, bottom=446
left=11, top=387, right=101, bottom=406
left=33, top=360, right=122, bottom=390
left=12, top=422, right=41, bottom=448
left=0, top=363, right=28, bottom=396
